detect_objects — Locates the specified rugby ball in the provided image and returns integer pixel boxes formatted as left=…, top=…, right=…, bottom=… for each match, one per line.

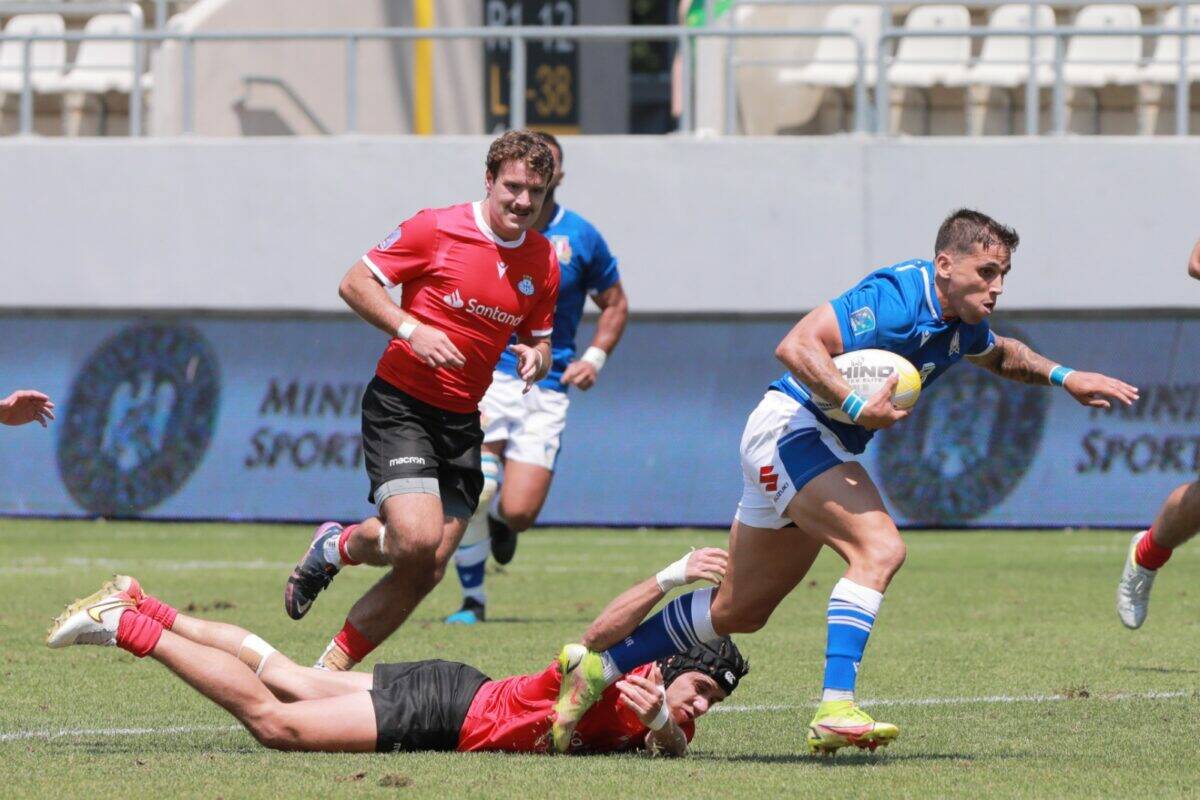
left=812, top=349, right=922, bottom=424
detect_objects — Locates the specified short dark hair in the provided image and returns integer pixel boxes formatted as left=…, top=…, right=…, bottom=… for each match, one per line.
left=533, top=130, right=562, bottom=165
left=934, top=209, right=1020, bottom=257
left=485, top=130, right=555, bottom=182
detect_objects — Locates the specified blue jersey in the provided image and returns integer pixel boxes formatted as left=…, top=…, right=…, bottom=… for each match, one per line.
left=771, top=259, right=995, bottom=454
left=496, top=205, right=621, bottom=392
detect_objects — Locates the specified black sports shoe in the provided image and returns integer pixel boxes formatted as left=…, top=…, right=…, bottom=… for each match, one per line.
left=284, top=522, right=343, bottom=620
left=489, top=514, right=519, bottom=565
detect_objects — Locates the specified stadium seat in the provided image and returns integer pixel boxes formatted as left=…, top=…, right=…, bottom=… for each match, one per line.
left=45, top=14, right=145, bottom=95
left=887, top=5, right=973, bottom=88
left=777, top=6, right=882, bottom=88
left=1062, top=5, right=1143, bottom=87
left=968, top=4, right=1057, bottom=88
left=0, top=13, right=65, bottom=94
left=1141, top=5, right=1200, bottom=84
left=775, top=6, right=882, bottom=132
left=884, top=5, right=971, bottom=134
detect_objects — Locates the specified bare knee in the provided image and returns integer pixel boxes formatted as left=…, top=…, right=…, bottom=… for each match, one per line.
left=380, top=515, right=440, bottom=573
left=243, top=705, right=300, bottom=751
left=497, top=499, right=539, bottom=533
left=711, top=598, right=773, bottom=635
left=859, top=535, right=907, bottom=585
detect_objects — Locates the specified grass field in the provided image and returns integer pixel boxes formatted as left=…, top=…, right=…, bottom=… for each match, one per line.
left=2, top=520, right=1198, bottom=799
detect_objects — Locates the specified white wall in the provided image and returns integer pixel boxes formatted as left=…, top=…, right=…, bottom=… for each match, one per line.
left=4, top=136, right=1198, bottom=311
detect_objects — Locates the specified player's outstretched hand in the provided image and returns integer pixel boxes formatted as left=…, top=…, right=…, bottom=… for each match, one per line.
left=616, top=664, right=669, bottom=729
left=685, top=547, right=728, bottom=585
left=0, top=390, right=55, bottom=427
left=409, top=324, right=465, bottom=370
left=561, top=360, right=598, bottom=391
left=856, top=373, right=910, bottom=431
left=1063, top=371, right=1139, bottom=410
left=507, top=344, right=544, bottom=394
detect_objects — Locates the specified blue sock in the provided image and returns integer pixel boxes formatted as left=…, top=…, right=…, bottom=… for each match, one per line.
left=822, top=578, right=884, bottom=698
left=454, top=539, right=489, bottom=605
left=602, top=588, right=716, bottom=681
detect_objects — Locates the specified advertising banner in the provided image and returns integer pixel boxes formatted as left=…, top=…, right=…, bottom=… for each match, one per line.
left=0, top=313, right=1191, bottom=528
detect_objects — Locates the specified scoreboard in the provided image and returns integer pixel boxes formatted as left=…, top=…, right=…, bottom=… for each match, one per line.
left=483, top=0, right=581, bottom=133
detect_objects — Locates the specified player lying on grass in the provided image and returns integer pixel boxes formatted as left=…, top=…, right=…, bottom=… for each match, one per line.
left=1117, top=237, right=1200, bottom=629
left=548, top=209, right=1140, bottom=757
left=46, top=547, right=739, bottom=756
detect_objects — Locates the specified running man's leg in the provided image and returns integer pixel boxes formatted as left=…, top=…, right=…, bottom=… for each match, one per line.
left=1118, top=480, right=1200, bottom=628
left=317, top=508, right=469, bottom=669
left=488, top=378, right=569, bottom=564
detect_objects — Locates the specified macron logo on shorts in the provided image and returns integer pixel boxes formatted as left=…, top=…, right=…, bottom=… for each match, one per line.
left=443, top=289, right=465, bottom=309
left=389, top=456, right=426, bottom=467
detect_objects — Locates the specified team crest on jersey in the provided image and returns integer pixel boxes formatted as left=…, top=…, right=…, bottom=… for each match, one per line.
left=517, top=275, right=535, bottom=296
left=848, top=306, right=876, bottom=336
left=377, top=227, right=402, bottom=250
left=550, top=235, right=573, bottom=265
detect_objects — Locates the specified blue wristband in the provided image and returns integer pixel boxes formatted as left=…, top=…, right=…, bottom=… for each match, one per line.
left=1049, top=366, right=1075, bottom=387
left=841, top=391, right=867, bottom=422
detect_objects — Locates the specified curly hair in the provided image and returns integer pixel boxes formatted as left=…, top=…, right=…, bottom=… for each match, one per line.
left=485, top=130, right=555, bottom=183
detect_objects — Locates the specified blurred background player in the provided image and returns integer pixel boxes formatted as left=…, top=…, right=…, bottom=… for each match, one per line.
left=47, top=547, right=740, bottom=757
left=1116, top=237, right=1200, bottom=629
left=0, top=390, right=54, bottom=427
left=283, top=131, right=560, bottom=670
left=447, top=131, right=630, bottom=625
left=548, top=209, right=1139, bottom=756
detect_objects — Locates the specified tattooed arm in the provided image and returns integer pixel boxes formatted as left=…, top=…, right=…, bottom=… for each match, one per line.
left=775, top=304, right=908, bottom=430
left=968, top=335, right=1139, bottom=409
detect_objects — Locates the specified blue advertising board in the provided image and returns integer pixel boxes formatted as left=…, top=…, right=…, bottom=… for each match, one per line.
left=0, top=313, right=1192, bottom=528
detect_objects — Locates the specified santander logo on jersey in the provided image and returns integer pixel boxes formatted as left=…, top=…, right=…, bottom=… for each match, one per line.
left=442, top=287, right=524, bottom=326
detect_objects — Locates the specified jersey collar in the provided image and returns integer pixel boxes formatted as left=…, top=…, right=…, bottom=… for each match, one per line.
left=547, top=204, right=566, bottom=229
left=921, top=261, right=943, bottom=320
left=472, top=201, right=526, bottom=249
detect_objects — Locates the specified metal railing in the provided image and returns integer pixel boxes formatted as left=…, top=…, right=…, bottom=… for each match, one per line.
left=0, top=16, right=1194, bottom=137
left=873, top=25, right=1197, bottom=136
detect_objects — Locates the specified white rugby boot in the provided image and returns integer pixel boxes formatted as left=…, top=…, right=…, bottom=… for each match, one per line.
left=1117, top=530, right=1157, bottom=630
left=46, top=581, right=137, bottom=648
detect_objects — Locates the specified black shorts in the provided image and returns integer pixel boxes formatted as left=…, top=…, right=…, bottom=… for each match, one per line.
left=370, top=660, right=491, bottom=753
left=361, top=376, right=484, bottom=519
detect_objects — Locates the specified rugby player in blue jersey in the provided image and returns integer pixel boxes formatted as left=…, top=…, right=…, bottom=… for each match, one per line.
left=446, top=132, right=630, bottom=625
left=547, top=209, right=1139, bottom=755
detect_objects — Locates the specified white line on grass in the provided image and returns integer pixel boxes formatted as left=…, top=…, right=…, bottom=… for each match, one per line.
left=0, top=724, right=241, bottom=742
left=4, top=691, right=1192, bottom=742
left=715, top=689, right=1194, bottom=713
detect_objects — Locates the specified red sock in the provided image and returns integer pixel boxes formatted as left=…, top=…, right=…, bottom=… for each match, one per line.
left=116, top=609, right=164, bottom=658
left=338, top=525, right=361, bottom=567
left=137, top=595, right=178, bottom=630
left=1135, top=528, right=1173, bottom=571
left=333, top=619, right=375, bottom=661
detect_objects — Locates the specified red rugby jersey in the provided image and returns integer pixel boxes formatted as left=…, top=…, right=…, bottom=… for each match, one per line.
left=362, top=202, right=560, bottom=413
left=456, top=662, right=696, bottom=754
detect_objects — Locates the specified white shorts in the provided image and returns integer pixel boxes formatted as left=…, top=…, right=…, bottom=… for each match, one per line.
left=735, top=390, right=856, bottom=530
left=479, top=370, right=570, bottom=471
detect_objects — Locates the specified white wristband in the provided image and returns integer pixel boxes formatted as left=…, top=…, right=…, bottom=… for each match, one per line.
left=655, top=550, right=692, bottom=593
left=580, top=346, right=608, bottom=372
left=397, top=320, right=420, bottom=341
left=648, top=692, right=670, bottom=731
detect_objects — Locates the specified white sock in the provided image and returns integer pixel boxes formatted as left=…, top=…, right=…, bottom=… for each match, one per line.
left=600, top=651, right=622, bottom=684
left=822, top=689, right=855, bottom=702
left=321, top=530, right=343, bottom=568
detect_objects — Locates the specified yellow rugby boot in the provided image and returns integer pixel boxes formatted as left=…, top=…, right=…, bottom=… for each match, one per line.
left=806, top=700, right=899, bottom=756
left=550, top=643, right=606, bottom=753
